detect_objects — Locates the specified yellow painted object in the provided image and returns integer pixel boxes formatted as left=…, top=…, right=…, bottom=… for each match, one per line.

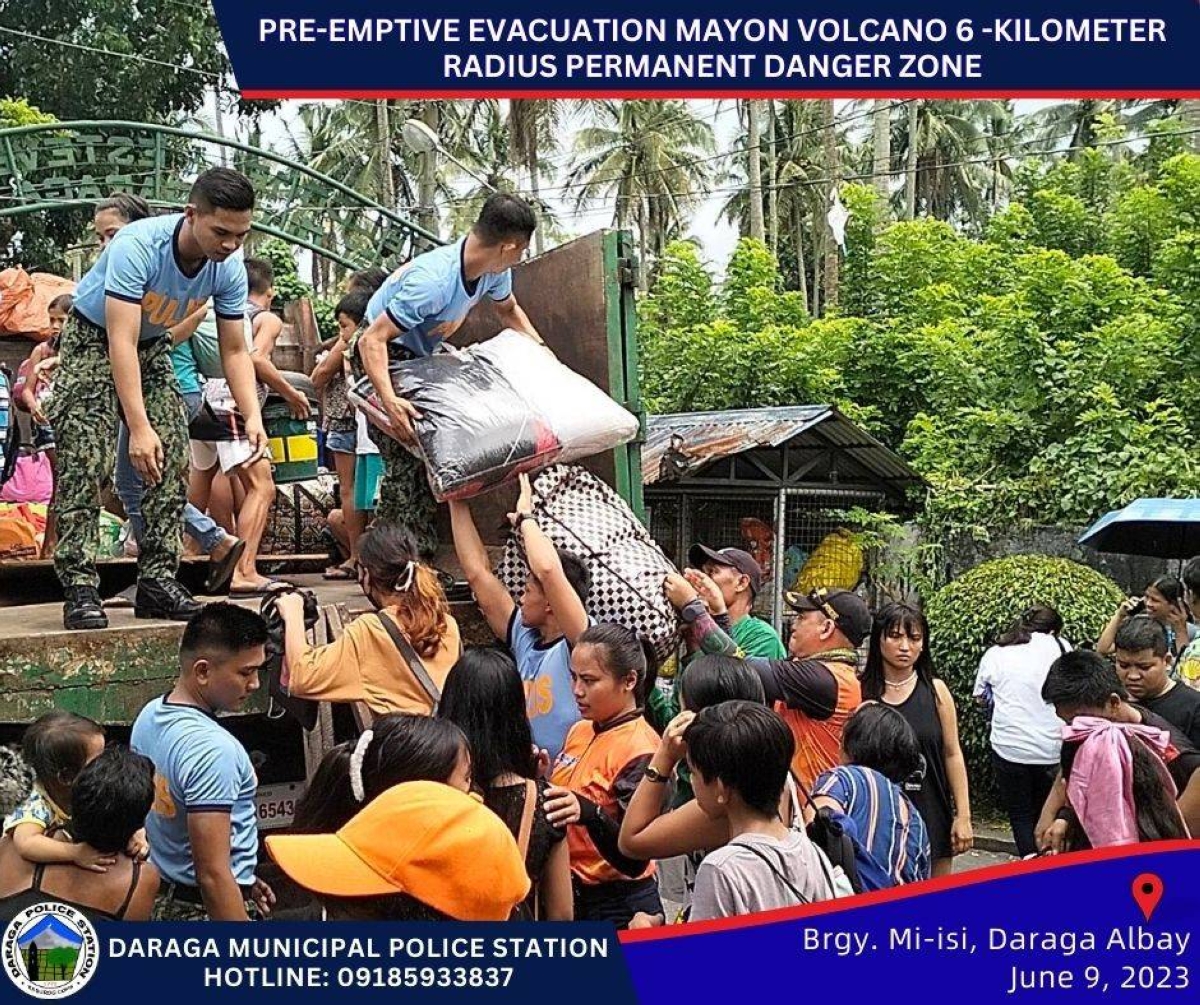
left=263, top=405, right=319, bottom=483
left=269, top=433, right=318, bottom=464
left=795, top=529, right=864, bottom=593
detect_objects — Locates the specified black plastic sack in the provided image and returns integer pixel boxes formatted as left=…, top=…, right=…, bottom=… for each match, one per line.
left=352, top=353, right=562, bottom=501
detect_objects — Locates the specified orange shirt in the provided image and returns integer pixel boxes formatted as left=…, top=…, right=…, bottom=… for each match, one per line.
left=776, top=660, right=861, bottom=792
left=288, top=608, right=461, bottom=715
left=551, top=712, right=660, bottom=886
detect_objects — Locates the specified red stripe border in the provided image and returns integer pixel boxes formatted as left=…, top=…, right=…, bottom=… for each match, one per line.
left=240, top=89, right=1200, bottom=100
left=617, top=839, right=1200, bottom=944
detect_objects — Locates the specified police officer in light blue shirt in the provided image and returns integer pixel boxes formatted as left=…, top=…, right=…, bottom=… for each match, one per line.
left=354, top=193, right=543, bottom=558
left=131, top=603, right=273, bottom=920
left=53, top=169, right=268, bottom=631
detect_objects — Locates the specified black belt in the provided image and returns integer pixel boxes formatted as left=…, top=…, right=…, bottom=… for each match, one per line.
left=162, top=880, right=255, bottom=905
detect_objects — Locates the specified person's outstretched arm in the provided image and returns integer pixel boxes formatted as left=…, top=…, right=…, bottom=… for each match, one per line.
left=449, top=500, right=515, bottom=641
left=512, top=475, right=587, bottom=645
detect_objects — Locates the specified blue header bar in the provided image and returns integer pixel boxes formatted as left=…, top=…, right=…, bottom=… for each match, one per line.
left=212, top=2, right=1200, bottom=97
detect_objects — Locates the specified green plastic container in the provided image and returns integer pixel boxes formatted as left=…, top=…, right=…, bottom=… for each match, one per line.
left=354, top=453, right=384, bottom=511
left=263, top=401, right=319, bottom=483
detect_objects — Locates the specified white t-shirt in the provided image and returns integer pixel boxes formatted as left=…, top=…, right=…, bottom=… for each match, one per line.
left=973, top=633, right=1070, bottom=765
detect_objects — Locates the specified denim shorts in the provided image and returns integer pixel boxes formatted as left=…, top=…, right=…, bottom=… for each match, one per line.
left=32, top=422, right=55, bottom=451
left=325, top=428, right=356, bottom=454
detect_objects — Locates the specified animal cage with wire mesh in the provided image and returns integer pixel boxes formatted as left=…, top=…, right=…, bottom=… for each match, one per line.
left=642, top=405, right=925, bottom=634
left=648, top=488, right=888, bottom=630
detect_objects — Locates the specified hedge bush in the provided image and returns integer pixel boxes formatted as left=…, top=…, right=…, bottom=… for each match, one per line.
left=925, top=555, right=1124, bottom=809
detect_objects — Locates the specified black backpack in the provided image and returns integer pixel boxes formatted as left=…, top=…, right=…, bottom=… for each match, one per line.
left=260, top=587, right=322, bottom=730
left=789, top=774, right=865, bottom=895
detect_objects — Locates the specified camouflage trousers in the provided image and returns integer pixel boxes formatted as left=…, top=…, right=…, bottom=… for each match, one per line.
left=152, top=887, right=262, bottom=921
left=49, top=314, right=188, bottom=589
left=348, top=329, right=439, bottom=560
left=372, top=432, right=439, bottom=561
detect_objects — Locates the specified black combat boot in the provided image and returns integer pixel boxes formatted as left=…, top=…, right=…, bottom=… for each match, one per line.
left=63, top=586, right=109, bottom=631
left=135, top=578, right=203, bottom=621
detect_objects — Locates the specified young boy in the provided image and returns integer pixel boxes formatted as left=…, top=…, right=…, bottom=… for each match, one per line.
left=1037, top=649, right=1200, bottom=848
left=450, top=473, right=589, bottom=762
left=685, top=701, right=833, bottom=919
left=1114, top=615, right=1200, bottom=747
left=187, top=257, right=301, bottom=596
left=52, top=168, right=266, bottom=629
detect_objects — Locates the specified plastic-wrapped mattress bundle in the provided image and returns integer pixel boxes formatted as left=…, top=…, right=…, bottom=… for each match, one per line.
left=347, top=331, right=638, bottom=501
left=496, top=464, right=680, bottom=663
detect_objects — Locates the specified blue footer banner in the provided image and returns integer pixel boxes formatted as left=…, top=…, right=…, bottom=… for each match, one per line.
left=210, top=1, right=1200, bottom=98
left=4, top=844, right=1195, bottom=1003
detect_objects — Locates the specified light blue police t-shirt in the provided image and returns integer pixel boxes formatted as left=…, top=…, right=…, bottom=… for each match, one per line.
left=73, top=214, right=247, bottom=343
left=130, top=696, right=258, bottom=887
left=366, top=237, right=513, bottom=357
left=507, top=610, right=581, bottom=763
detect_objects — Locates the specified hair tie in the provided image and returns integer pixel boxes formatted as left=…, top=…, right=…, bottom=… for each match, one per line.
left=395, top=561, right=415, bottom=593
left=350, top=729, right=374, bottom=803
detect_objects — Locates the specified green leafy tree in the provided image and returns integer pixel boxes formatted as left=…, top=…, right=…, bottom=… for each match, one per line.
left=0, top=2, right=228, bottom=122
left=637, top=240, right=716, bottom=346
left=640, top=142, right=1198, bottom=539
left=257, top=238, right=337, bottom=340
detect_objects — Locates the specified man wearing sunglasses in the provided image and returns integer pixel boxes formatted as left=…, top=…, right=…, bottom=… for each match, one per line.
left=666, top=578, right=869, bottom=791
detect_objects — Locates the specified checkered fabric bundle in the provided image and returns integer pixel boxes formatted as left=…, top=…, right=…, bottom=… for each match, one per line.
left=497, top=464, right=681, bottom=662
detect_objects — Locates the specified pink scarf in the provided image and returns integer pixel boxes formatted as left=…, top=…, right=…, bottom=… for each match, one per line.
left=1061, top=716, right=1178, bottom=847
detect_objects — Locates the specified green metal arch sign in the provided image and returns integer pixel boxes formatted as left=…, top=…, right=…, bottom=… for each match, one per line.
left=0, top=120, right=442, bottom=270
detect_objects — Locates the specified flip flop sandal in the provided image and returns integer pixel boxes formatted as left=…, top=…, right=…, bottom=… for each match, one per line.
left=229, top=578, right=294, bottom=598
left=205, top=538, right=247, bottom=594
left=322, top=562, right=358, bottom=581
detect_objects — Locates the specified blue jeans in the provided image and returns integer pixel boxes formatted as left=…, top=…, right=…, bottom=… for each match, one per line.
left=115, top=390, right=226, bottom=554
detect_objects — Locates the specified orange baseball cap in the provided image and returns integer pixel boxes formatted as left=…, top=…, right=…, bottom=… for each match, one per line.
left=266, top=780, right=531, bottom=921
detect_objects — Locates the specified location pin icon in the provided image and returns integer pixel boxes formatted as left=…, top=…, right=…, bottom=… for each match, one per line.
left=1132, top=873, right=1164, bottom=922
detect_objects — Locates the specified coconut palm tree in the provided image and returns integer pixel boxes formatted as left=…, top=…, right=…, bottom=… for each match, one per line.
left=892, top=100, right=1008, bottom=224
left=507, top=100, right=568, bottom=254
left=1028, top=99, right=1118, bottom=153
left=722, top=100, right=834, bottom=310
left=566, top=100, right=716, bottom=282
left=744, top=100, right=766, bottom=242
left=281, top=101, right=420, bottom=214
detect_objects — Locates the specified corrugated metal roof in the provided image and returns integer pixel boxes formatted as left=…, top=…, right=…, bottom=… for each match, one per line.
left=642, top=405, right=924, bottom=489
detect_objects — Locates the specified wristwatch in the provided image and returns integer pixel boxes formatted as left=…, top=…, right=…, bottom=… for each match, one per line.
left=515, top=512, right=536, bottom=527
left=643, top=764, right=671, bottom=784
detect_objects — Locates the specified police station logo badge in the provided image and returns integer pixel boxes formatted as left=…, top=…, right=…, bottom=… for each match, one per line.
left=2, top=902, right=99, bottom=998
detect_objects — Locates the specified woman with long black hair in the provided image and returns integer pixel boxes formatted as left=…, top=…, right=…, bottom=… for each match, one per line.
left=861, top=602, right=972, bottom=876
left=973, top=604, right=1070, bottom=857
left=439, top=647, right=573, bottom=920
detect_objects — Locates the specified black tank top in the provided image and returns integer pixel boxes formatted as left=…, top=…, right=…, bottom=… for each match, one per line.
left=0, top=860, right=142, bottom=925
left=892, top=679, right=955, bottom=857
